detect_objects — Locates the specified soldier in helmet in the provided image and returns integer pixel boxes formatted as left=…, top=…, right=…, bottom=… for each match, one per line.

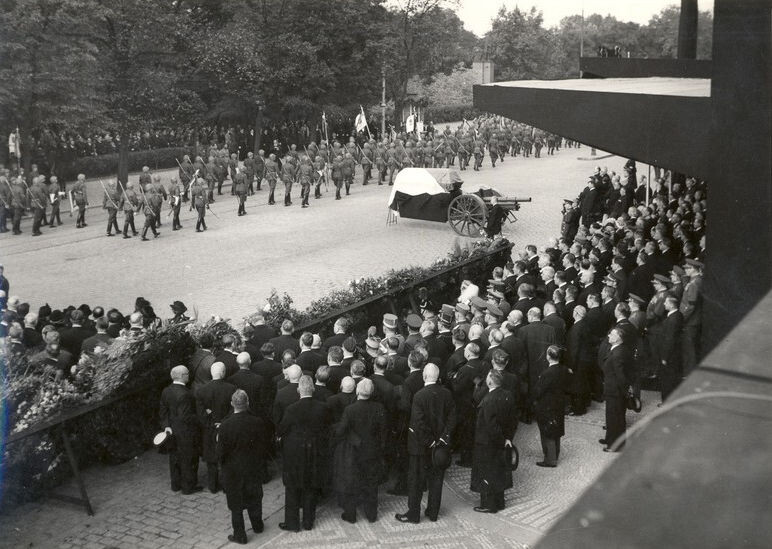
left=360, top=142, right=373, bottom=185
left=0, top=170, right=11, bottom=233
left=331, top=154, right=344, bottom=200
left=119, top=181, right=139, bottom=238
left=234, top=167, right=248, bottom=216
left=140, top=184, right=160, bottom=241
left=102, top=179, right=121, bottom=236
left=190, top=177, right=208, bottom=232
left=281, top=153, right=295, bottom=206
left=312, top=152, right=325, bottom=199
left=205, top=155, right=217, bottom=202
left=254, top=149, right=266, bottom=191
left=243, top=151, right=256, bottom=195
left=387, top=142, right=401, bottom=185
left=297, top=155, right=314, bottom=208
left=48, top=175, right=64, bottom=227
left=342, top=152, right=355, bottom=196
left=70, top=173, right=89, bottom=228
left=375, top=142, right=387, bottom=184
left=168, top=177, right=183, bottom=230
left=228, top=153, right=239, bottom=195
left=152, top=174, right=167, bottom=228
left=138, top=166, right=153, bottom=190
left=264, top=153, right=279, bottom=205
left=488, top=133, right=499, bottom=167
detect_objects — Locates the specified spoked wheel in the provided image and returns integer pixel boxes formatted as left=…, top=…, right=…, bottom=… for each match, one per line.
left=448, top=193, right=487, bottom=236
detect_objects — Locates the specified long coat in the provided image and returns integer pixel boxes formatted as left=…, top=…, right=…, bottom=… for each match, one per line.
left=407, top=383, right=456, bottom=455
left=333, top=399, right=387, bottom=494
left=471, top=387, right=517, bottom=493
left=278, top=397, right=331, bottom=489
left=533, top=363, right=569, bottom=438
left=217, top=412, right=270, bottom=511
left=159, top=383, right=201, bottom=455
left=196, top=379, right=237, bottom=462
left=518, top=321, right=557, bottom=390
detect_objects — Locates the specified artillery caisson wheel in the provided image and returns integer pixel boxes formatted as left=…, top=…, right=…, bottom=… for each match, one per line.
left=448, top=193, right=487, bottom=236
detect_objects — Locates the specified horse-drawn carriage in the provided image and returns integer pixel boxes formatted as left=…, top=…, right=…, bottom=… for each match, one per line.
left=387, top=168, right=531, bottom=236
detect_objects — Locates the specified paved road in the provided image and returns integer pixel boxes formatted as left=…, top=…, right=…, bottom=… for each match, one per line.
left=3, top=146, right=621, bottom=322
left=0, top=393, right=660, bottom=549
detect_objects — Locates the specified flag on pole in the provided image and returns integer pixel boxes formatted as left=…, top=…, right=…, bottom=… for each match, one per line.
left=8, top=127, right=20, bottom=159
left=416, top=118, right=424, bottom=135
left=355, top=106, right=368, bottom=133
left=405, top=112, right=415, bottom=133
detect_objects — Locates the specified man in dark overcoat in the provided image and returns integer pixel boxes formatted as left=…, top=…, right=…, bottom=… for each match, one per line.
left=334, top=379, right=387, bottom=523
left=196, top=362, right=237, bottom=492
left=533, top=346, right=570, bottom=467
left=159, top=366, right=201, bottom=494
left=600, top=328, right=633, bottom=451
left=278, top=376, right=332, bottom=532
left=471, top=370, right=517, bottom=513
left=395, top=363, right=456, bottom=524
left=217, top=390, right=270, bottom=544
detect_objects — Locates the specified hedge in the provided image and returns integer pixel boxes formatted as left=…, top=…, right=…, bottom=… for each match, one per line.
left=58, top=146, right=198, bottom=182
left=424, top=105, right=482, bottom=125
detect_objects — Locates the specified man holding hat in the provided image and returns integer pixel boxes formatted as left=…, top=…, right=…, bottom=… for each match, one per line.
left=395, top=363, right=456, bottom=524
left=169, top=301, right=190, bottom=324
left=159, top=365, right=201, bottom=494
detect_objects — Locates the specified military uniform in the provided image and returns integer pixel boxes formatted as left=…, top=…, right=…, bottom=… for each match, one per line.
left=264, top=156, right=279, bottom=205
left=0, top=176, right=11, bottom=232
left=341, top=154, right=355, bottom=196
left=118, top=183, right=139, bottom=238
left=102, top=182, right=121, bottom=236
left=234, top=171, right=248, bottom=215
left=298, top=159, right=313, bottom=207
left=29, top=177, right=48, bottom=236
left=140, top=187, right=160, bottom=241
left=243, top=154, right=256, bottom=195
left=178, top=156, right=194, bottom=202
left=360, top=143, right=374, bottom=184
left=254, top=152, right=266, bottom=191
left=281, top=157, right=295, bottom=206
left=190, top=178, right=208, bottom=232
left=70, top=179, right=88, bottom=228
left=488, top=135, right=499, bottom=167
left=312, top=155, right=325, bottom=199
left=331, top=156, right=344, bottom=200
left=228, top=154, right=239, bottom=194
left=168, top=179, right=183, bottom=230
left=375, top=144, right=387, bottom=183
left=48, top=180, right=63, bottom=227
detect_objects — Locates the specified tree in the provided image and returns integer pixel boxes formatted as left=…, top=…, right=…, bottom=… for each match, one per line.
left=0, top=0, right=101, bottom=173
left=642, top=6, right=713, bottom=59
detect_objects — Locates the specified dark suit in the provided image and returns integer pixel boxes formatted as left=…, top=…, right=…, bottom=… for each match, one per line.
left=334, top=399, right=387, bottom=522
left=327, top=391, right=356, bottom=424
left=251, top=358, right=282, bottom=410
left=326, top=364, right=350, bottom=394
left=405, top=383, right=456, bottom=522
left=272, top=382, right=299, bottom=426
left=278, top=397, right=332, bottom=530
left=471, top=387, right=517, bottom=510
left=533, top=363, right=569, bottom=464
left=216, top=350, right=240, bottom=379
left=159, top=383, right=201, bottom=493
left=296, top=350, right=323, bottom=375
left=518, top=321, right=557, bottom=408
left=542, top=313, right=566, bottom=345
left=217, top=411, right=270, bottom=539
left=602, top=345, right=632, bottom=447
left=322, top=332, right=349, bottom=354
left=58, top=325, right=95, bottom=359
left=269, top=334, right=300, bottom=358
left=228, top=369, right=266, bottom=418
left=659, top=311, right=684, bottom=400
left=248, top=324, right=276, bottom=350
left=451, top=363, right=481, bottom=464
left=312, top=383, right=333, bottom=404
left=196, top=379, right=237, bottom=492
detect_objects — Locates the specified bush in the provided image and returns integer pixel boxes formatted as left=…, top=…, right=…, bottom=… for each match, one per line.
left=424, top=105, right=482, bottom=124
left=59, top=146, right=198, bottom=182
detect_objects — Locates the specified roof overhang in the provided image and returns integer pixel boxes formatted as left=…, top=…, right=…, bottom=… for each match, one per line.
left=473, top=78, right=712, bottom=178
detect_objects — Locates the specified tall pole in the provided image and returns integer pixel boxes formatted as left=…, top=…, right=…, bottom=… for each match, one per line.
left=381, top=64, right=386, bottom=139
left=579, top=6, right=585, bottom=78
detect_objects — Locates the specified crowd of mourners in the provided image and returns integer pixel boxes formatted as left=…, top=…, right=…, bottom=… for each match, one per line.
left=0, top=151, right=707, bottom=543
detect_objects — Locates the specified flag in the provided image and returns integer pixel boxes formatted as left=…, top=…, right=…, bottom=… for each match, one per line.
left=416, top=119, right=424, bottom=134
left=355, top=106, right=367, bottom=133
left=8, top=128, right=20, bottom=159
left=405, top=113, right=415, bottom=133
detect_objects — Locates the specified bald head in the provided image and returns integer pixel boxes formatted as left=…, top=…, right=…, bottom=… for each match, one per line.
left=423, top=363, right=440, bottom=383
left=170, top=365, right=189, bottom=382
left=340, top=376, right=355, bottom=394
left=356, top=378, right=374, bottom=400
left=527, top=307, right=541, bottom=322
left=236, top=352, right=251, bottom=368
left=210, top=362, right=226, bottom=380
left=298, top=375, right=315, bottom=397
left=231, top=389, right=249, bottom=412
left=286, top=364, right=302, bottom=383
left=508, top=310, right=524, bottom=325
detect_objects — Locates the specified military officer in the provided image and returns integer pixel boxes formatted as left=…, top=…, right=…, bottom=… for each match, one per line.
left=281, top=153, right=295, bottom=206
left=254, top=149, right=266, bottom=191
left=102, top=179, right=121, bottom=237
left=152, top=175, right=167, bottom=228
left=228, top=153, right=239, bottom=194
left=312, top=153, right=325, bottom=199
left=205, top=155, right=217, bottom=202
left=178, top=154, right=193, bottom=202
left=360, top=142, right=374, bottom=185
left=243, top=151, right=256, bottom=195
left=341, top=152, right=355, bottom=196
left=70, top=173, right=89, bottom=228
left=29, top=175, right=48, bottom=236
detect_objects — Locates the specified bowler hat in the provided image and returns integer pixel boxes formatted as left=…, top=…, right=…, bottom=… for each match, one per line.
left=432, top=444, right=451, bottom=470
left=49, top=310, right=65, bottom=325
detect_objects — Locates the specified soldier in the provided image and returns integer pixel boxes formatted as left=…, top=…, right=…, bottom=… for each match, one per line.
left=190, top=177, right=208, bottom=232
left=102, top=179, right=121, bottom=237
left=119, top=181, right=139, bottom=238
left=387, top=143, right=401, bottom=186
left=28, top=176, right=47, bottom=236
left=330, top=155, right=343, bottom=200
left=375, top=142, right=387, bottom=184
left=297, top=155, right=313, bottom=208
left=254, top=149, right=266, bottom=191
left=422, top=140, right=433, bottom=168
left=414, top=140, right=425, bottom=169
left=264, top=153, right=279, bottom=205
left=281, top=154, right=295, bottom=206
left=138, top=166, right=152, bottom=190
left=70, top=173, right=89, bottom=228
left=179, top=154, right=193, bottom=202
left=534, top=136, right=543, bottom=158
left=472, top=141, right=483, bottom=171
left=360, top=142, right=373, bottom=185
left=342, top=152, right=355, bottom=196
left=139, top=184, right=160, bottom=241
left=152, top=175, right=167, bottom=228
left=48, top=176, right=63, bottom=227
left=168, top=177, right=183, bottom=230
left=215, top=151, right=228, bottom=196
left=234, top=168, right=248, bottom=216
left=205, top=155, right=217, bottom=202
left=445, top=138, right=455, bottom=168
left=433, top=139, right=445, bottom=168
left=228, top=153, right=239, bottom=194
left=312, top=153, right=325, bottom=199
left=456, top=136, right=469, bottom=171
left=0, top=171, right=11, bottom=232
left=488, top=133, right=499, bottom=167
left=243, top=151, right=256, bottom=195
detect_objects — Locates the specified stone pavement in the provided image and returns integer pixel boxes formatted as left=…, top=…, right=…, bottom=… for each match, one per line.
left=0, top=392, right=660, bottom=548
left=1, top=145, right=631, bottom=323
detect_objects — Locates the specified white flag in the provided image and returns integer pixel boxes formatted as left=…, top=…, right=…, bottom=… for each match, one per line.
left=416, top=119, right=424, bottom=134
left=355, top=107, right=367, bottom=132
left=405, top=114, right=415, bottom=133
left=8, top=128, right=20, bottom=158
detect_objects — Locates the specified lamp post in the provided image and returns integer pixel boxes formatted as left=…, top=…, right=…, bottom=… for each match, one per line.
left=253, top=99, right=265, bottom=156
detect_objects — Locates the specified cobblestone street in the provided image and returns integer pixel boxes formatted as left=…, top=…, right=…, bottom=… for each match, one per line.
left=2, top=145, right=626, bottom=323
left=0, top=393, right=659, bottom=549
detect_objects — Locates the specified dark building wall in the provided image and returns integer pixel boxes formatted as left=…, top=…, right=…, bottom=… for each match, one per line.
left=580, top=58, right=711, bottom=79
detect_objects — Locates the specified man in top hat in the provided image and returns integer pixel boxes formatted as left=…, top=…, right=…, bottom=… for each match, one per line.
left=471, top=369, right=517, bottom=513
left=169, top=301, right=190, bottom=324
left=680, top=259, right=704, bottom=375
left=395, top=363, right=456, bottom=524
left=217, top=389, right=270, bottom=544
left=159, top=365, right=202, bottom=495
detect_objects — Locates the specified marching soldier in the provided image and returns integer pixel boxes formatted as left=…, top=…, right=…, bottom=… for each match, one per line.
left=139, top=166, right=153, bottom=190
left=140, top=184, right=160, bottom=241
left=152, top=175, right=167, bottom=228
left=281, top=153, right=295, bottom=206
left=28, top=176, right=47, bottom=236
left=445, top=138, right=455, bottom=168
left=432, top=140, right=445, bottom=168
left=375, top=142, right=387, bottom=184
left=488, top=133, right=499, bottom=167
left=342, top=152, right=355, bottom=196
left=179, top=154, right=193, bottom=202
left=228, top=153, right=239, bottom=194
left=254, top=149, right=266, bottom=191
left=331, top=154, right=344, bottom=200
left=70, top=173, right=89, bottom=228
left=215, top=150, right=228, bottom=196
left=119, top=181, right=139, bottom=238
left=264, top=153, right=279, bottom=205
left=360, top=142, right=373, bottom=185
left=422, top=140, right=433, bottom=168
left=10, top=177, right=26, bottom=235
left=234, top=168, right=248, bottom=216
left=205, top=155, right=217, bottom=202
left=414, top=140, right=425, bottom=169
left=0, top=171, right=11, bottom=233
left=297, top=155, right=313, bottom=208
left=102, top=179, right=121, bottom=237
left=190, top=177, right=209, bottom=232
left=312, top=153, right=325, bottom=199
left=243, top=151, right=256, bottom=195
left=168, top=177, right=183, bottom=230
left=48, top=176, right=63, bottom=227
left=457, top=136, right=470, bottom=171
left=387, top=143, right=401, bottom=185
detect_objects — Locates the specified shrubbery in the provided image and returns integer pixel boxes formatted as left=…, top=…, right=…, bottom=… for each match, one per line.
left=59, top=146, right=198, bottom=182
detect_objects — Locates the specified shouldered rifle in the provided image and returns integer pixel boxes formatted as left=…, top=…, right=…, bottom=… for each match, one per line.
left=99, top=179, right=119, bottom=209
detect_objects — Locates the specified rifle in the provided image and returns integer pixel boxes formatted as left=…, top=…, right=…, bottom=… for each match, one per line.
left=397, top=141, right=414, bottom=166
left=99, top=179, right=119, bottom=209
left=0, top=178, right=12, bottom=208
left=117, top=180, right=133, bottom=217
left=21, top=177, right=44, bottom=209
left=453, top=135, right=469, bottom=155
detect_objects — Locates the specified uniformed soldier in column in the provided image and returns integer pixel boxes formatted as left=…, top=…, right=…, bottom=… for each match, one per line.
left=298, top=155, right=313, bottom=208
left=243, top=152, right=256, bottom=195
left=281, top=153, right=295, bottom=206
left=234, top=168, right=248, bottom=216
left=264, top=153, right=279, bottom=205
left=10, top=177, right=26, bottom=235
left=48, top=176, right=63, bottom=227
left=102, top=179, right=121, bottom=237
left=342, top=152, right=355, bottom=196
left=168, top=177, right=183, bottom=230
left=30, top=175, right=48, bottom=236
left=119, top=182, right=139, bottom=238
left=190, top=177, right=208, bottom=232
left=70, top=174, right=89, bottom=228
left=140, top=184, right=160, bottom=241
